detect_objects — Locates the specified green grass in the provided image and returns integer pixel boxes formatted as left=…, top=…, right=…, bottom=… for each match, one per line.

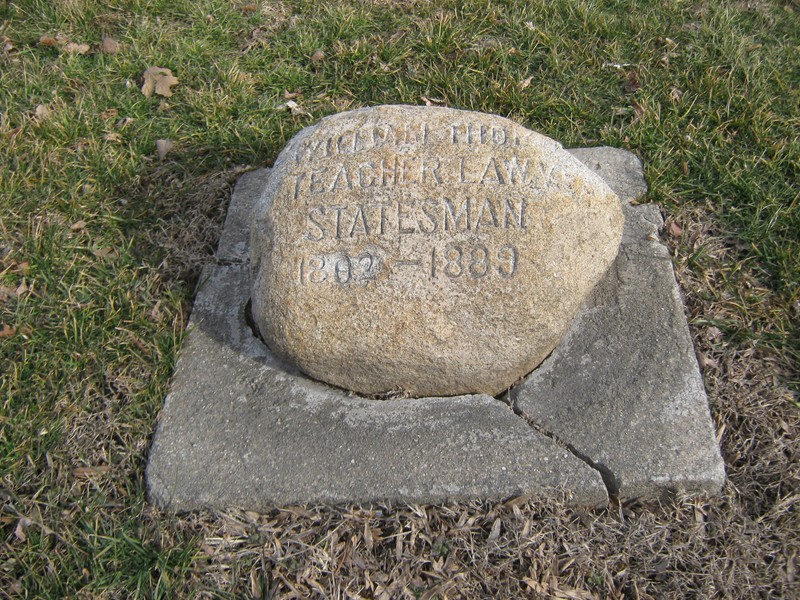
left=1, top=0, right=798, bottom=595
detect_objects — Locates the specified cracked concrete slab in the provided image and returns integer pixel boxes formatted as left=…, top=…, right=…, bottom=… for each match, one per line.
left=147, top=260, right=607, bottom=509
left=513, top=150, right=726, bottom=498
left=147, top=148, right=724, bottom=512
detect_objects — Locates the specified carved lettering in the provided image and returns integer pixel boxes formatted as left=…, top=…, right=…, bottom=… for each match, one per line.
left=303, top=199, right=527, bottom=241
left=444, top=198, right=471, bottom=232
left=306, top=207, right=326, bottom=240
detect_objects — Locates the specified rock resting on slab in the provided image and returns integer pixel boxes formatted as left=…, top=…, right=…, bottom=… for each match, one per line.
left=250, top=105, right=625, bottom=397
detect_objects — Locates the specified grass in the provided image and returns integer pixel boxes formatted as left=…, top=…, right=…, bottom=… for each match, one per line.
left=0, top=0, right=798, bottom=597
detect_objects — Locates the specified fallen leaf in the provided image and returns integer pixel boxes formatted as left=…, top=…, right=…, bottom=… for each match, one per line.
left=0, top=324, right=17, bottom=338
left=284, top=90, right=301, bottom=99
left=103, top=132, right=122, bottom=142
left=279, top=100, right=310, bottom=117
left=310, top=49, right=325, bottom=63
left=242, top=4, right=258, bottom=13
left=14, top=518, right=30, bottom=542
left=73, top=465, right=111, bottom=478
left=2, top=35, right=17, bottom=55
left=141, top=66, right=179, bottom=98
left=488, top=517, right=502, bottom=542
left=0, top=285, right=15, bottom=302
left=70, top=220, right=87, bottom=231
left=519, top=76, right=533, bottom=91
left=115, top=117, right=134, bottom=129
left=624, top=70, right=641, bottom=93
left=64, top=42, right=91, bottom=55
left=155, top=139, right=173, bottom=160
left=92, top=247, right=114, bottom=259
left=668, top=221, right=683, bottom=238
left=682, top=160, right=689, bottom=176
left=99, top=36, right=120, bottom=54
left=421, top=96, right=445, bottom=106
left=39, top=35, right=59, bottom=47
left=631, top=99, right=646, bottom=120
left=34, top=104, right=51, bottom=121
left=100, top=108, right=119, bottom=120
left=16, top=279, right=29, bottom=297
left=696, top=351, right=719, bottom=370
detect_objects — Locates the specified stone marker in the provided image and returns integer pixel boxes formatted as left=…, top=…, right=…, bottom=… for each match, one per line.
left=251, top=106, right=625, bottom=397
left=147, top=146, right=725, bottom=511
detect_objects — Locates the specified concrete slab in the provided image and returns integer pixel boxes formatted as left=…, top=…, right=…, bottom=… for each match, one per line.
left=512, top=156, right=726, bottom=497
left=147, top=147, right=724, bottom=512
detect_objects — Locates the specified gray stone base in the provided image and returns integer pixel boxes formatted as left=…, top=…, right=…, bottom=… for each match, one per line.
left=146, top=149, right=725, bottom=511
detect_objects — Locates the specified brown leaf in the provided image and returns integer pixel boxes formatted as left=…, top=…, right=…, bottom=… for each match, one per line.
left=39, top=35, right=59, bottom=47
left=696, top=351, right=719, bottom=370
left=64, top=42, right=91, bottom=55
left=92, top=247, right=114, bottom=259
left=421, top=96, right=446, bottom=106
left=519, top=76, right=533, bottom=91
left=99, top=36, right=120, bottom=54
left=15, top=279, right=29, bottom=297
left=34, top=104, right=51, bottom=121
left=100, top=108, right=119, bottom=120
left=624, top=70, right=641, bottom=93
left=141, top=66, right=179, bottom=98
left=14, top=518, right=30, bottom=542
left=0, top=285, right=15, bottom=302
left=283, top=90, right=301, bottom=100
left=73, top=465, right=111, bottom=478
left=279, top=100, right=310, bottom=117
left=0, top=324, right=17, bottom=338
left=682, top=160, right=689, bottom=176
left=631, top=99, right=646, bottom=120
left=668, top=221, right=683, bottom=238
left=488, top=517, right=502, bottom=541
left=310, top=49, right=325, bottom=63
left=2, top=35, right=17, bottom=55
left=103, top=132, right=122, bottom=142
left=70, top=220, right=87, bottom=231
left=155, top=139, right=173, bottom=160
left=115, top=117, right=134, bottom=129
left=242, top=4, right=258, bottom=13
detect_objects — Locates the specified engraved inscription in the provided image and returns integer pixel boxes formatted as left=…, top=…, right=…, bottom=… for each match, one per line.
left=431, top=243, right=518, bottom=280
left=304, top=198, right=527, bottom=241
left=290, top=120, right=539, bottom=289
left=299, top=251, right=382, bottom=285
left=290, top=154, right=547, bottom=198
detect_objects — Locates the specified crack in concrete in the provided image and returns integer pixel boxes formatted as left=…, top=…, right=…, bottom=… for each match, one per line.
left=502, top=392, right=621, bottom=500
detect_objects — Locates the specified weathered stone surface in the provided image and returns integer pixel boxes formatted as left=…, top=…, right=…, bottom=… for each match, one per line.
left=251, top=106, right=625, bottom=397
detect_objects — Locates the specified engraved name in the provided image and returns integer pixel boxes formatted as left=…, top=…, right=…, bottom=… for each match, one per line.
left=304, top=197, right=527, bottom=241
